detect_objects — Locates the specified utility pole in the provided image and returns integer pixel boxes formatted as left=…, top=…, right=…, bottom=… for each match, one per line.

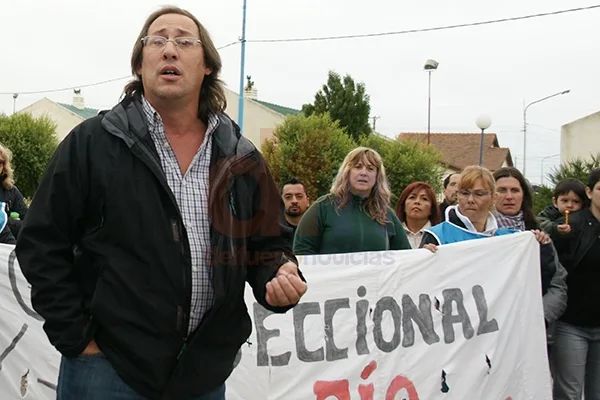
left=371, top=116, right=380, bottom=131
left=237, top=0, right=248, bottom=134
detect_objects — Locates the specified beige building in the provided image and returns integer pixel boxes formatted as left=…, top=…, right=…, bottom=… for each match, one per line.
left=223, top=85, right=299, bottom=147
left=561, top=111, right=600, bottom=163
left=19, top=90, right=99, bottom=142
left=19, top=86, right=299, bottom=149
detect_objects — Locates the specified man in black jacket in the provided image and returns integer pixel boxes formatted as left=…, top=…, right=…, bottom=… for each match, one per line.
left=16, top=6, right=306, bottom=400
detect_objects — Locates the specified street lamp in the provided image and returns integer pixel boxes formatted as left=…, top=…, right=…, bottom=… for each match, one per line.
left=523, top=89, right=570, bottom=177
left=476, top=115, right=492, bottom=166
left=12, top=93, right=18, bottom=114
left=541, top=154, right=560, bottom=186
left=424, top=59, right=439, bottom=145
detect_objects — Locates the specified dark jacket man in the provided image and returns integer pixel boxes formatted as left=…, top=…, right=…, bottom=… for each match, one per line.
left=16, top=96, right=301, bottom=399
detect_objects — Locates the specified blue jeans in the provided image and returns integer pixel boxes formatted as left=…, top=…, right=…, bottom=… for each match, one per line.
left=551, top=321, right=600, bottom=400
left=57, top=353, right=226, bottom=400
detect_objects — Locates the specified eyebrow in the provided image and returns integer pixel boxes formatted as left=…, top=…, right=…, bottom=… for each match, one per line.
left=150, top=27, right=197, bottom=37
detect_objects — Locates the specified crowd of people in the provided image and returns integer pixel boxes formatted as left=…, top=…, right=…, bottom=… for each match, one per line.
left=4, top=4, right=598, bottom=400
left=283, top=146, right=600, bottom=400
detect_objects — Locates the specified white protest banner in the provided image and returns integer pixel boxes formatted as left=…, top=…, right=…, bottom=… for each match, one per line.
left=227, top=232, right=551, bottom=399
left=0, top=232, right=551, bottom=399
left=0, top=244, right=60, bottom=398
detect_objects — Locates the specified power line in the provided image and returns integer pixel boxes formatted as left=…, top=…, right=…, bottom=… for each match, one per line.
left=248, top=4, right=600, bottom=43
left=0, top=41, right=240, bottom=96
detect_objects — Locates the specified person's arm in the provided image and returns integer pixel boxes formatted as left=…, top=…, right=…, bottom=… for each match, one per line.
left=244, top=152, right=305, bottom=313
left=15, top=127, right=93, bottom=357
left=293, top=201, right=323, bottom=255
left=538, top=215, right=559, bottom=237
left=419, top=231, right=440, bottom=247
left=8, top=186, right=28, bottom=219
left=542, top=244, right=568, bottom=325
left=388, top=211, right=411, bottom=250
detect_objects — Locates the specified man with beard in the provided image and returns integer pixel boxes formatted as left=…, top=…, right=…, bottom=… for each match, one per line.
left=281, top=178, right=310, bottom=236
left=440, top=173, right=460, bottom=220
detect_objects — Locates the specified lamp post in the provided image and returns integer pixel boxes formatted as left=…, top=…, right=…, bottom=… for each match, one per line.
left=12, top=93, right=18, bottom=114
left=424, top=59, right=439, bottom=145
left=476, top=115, right=492, bottom=166
left=523, top=89, right=570, bottom=177
left=541, top=153, right=560, bottom=186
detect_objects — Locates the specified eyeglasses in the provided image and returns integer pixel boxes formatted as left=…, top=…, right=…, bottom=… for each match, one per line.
left=457, top=189, right=492, bottom=200
left=141, top=36, right=202, bottom=50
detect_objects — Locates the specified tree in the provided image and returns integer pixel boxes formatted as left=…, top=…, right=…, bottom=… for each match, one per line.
left=302, top=71, right=372, bottom=142
left=533, top=185, right=554, bottom=215
left=360, top=135, right=443, bottom=204
left=0, top=113, right=59, bottom=198
left=548, top=154, right=600, bottom=185
left=262, top=113, right=355, bottom=200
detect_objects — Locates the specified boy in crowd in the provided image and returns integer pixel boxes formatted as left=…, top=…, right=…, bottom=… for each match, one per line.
left=539, top=178, right=588, bottom=236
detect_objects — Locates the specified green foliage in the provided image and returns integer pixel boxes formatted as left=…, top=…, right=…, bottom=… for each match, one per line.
left=548, top=154, right=600, bottom=186
left=0, top=112, right=59, bottom=198
left=533, top=185, right=554, bottom=215
left=302, top=70, right=372, bottom=142
left=262, top=113, right=355, bottom=200
left=360, top=135, right=443, bottom=204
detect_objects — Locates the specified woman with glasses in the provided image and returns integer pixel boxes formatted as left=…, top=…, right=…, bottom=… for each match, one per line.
left=294, top=147, right=410, bottom=255
left=420, top=166, right=517, bottom=247
left=420, top=166, right=550, bottom=248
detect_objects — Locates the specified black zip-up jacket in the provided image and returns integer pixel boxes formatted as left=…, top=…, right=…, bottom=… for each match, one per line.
left=551, top=208, right=600, bottom=272
left=16, top=97, right=300, bottom=399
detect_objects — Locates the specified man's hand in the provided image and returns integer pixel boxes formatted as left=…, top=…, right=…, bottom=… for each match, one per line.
left=81, top=339, right=101, bottom=356
left=557, top=224, right=571, bottom=235
left=266, top=261, right=307, bottom=307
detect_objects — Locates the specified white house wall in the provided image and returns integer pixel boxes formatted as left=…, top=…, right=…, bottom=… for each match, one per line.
left=19, top=98, right=84, bottom=142
left=561, top=111, right=600, bottom=163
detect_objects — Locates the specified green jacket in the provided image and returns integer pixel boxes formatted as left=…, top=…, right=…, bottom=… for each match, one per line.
left=293, top=194, right=410, bottom=255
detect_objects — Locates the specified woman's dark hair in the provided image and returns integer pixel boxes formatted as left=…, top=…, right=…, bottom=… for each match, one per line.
left=395, top=182, right=441, bottom=225
left=493, top=167, right=539, bottom=230
left=588, top=168, right=600, bottom=191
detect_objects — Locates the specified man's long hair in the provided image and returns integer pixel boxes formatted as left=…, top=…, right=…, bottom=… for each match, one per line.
left=329, top=147, right=392, bottom=225
left=123, top=5, right=227, bottom=123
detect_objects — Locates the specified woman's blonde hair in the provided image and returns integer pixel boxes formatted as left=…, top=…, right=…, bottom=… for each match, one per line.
left=329, top=147, right=391, bottom=224
left=459, top=165, right=496, bottom=193
left=0, top=144, right=15, bottom=189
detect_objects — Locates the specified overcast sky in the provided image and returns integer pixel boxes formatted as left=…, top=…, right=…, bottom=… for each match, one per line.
left=2, top=0, right=599, bottom=184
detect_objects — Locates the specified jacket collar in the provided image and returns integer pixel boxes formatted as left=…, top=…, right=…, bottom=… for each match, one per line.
left=100, top=96, right=255, bottom=159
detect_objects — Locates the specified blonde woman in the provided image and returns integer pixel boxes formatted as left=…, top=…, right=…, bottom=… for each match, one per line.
left=293, top=147, right=410, bottom=255
left=0, top=144, right=27, bottom=238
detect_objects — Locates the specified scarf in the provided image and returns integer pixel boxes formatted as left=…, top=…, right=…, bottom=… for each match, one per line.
left=495, top=211, right=525, bottom=231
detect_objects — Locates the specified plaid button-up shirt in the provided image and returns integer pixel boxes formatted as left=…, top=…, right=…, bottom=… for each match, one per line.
left=141, top=96, right=218, bottom=335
